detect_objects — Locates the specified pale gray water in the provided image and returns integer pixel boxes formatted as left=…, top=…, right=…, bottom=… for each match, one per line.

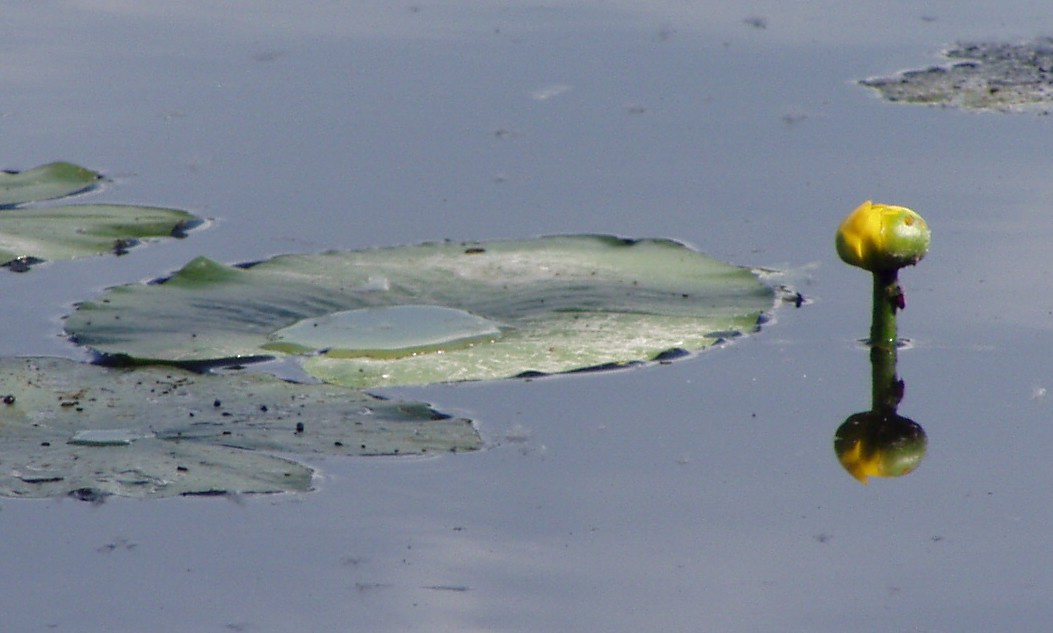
left=3, top=2, right=1053, bottom=631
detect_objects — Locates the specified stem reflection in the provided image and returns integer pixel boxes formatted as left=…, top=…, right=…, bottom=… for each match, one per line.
left=834, top=344, right=927, bottom=483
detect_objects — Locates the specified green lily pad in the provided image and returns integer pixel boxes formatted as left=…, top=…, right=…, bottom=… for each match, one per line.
left=860, top=38, right=1053, bottom=114
left=0, top=204, right=203, bottom=267
left=0, top=161, right=205, bottom=269
left=0, top=357, right=480, bottom=499
left=0, top=161, right=101, bottom=207
left=65, top=235, right=776, bottom=387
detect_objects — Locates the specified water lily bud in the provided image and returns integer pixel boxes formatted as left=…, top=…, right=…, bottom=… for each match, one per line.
left=836, top=201, right=931, bottom=272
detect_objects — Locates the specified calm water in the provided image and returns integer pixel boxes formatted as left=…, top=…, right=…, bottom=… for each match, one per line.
left=3, top=2, right=1053, bottom=631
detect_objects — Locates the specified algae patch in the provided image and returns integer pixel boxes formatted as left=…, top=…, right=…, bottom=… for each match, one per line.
left=861, top=38, right=1053, bottom=114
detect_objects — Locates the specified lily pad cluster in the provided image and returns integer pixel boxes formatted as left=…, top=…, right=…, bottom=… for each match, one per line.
left=0, top=162, right=203, bottom=269
left=860, top=38, right=1053, bottom=114
left=0, top=161, right=781, bottom=498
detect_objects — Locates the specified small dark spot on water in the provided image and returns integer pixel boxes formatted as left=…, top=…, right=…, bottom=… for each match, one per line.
left=96, top=537, right=137, bottom=553
left=251, top=49, right=287, bottom=63
left=354, top=581, right=390, bottom=592
left=655, top=24, right=676, bottom=42
left=743, top=16, right=767, bottom=29
left=3, top=394, right=14, bottom=405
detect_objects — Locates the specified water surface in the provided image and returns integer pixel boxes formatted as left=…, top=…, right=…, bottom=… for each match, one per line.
left=3, top=2, right=1053, bottom=631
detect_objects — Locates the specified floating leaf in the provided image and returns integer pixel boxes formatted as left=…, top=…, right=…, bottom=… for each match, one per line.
left=0, top=161, right=101, bottom=207
left=0, top=204, right=204, bottom=267
left=860, top=38, right=1053, bottom=114
left=0, top=357, right=480, bottom=499
left=0, top=161, right=206, bottom=269
left=66, top=235, right=776, bottom=387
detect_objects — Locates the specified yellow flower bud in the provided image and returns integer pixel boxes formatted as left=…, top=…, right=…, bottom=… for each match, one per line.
left=836, top=201, right=930, bottom=272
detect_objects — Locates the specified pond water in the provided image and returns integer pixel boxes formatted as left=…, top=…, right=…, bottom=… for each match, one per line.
left=4, top=2, right=1053, bottom=631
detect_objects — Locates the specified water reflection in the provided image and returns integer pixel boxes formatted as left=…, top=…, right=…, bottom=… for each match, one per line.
left=834, top=345, right=927, bottom=483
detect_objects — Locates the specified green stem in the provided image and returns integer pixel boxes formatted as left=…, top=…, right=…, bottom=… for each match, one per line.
left=870, top=269, right=901, bottom=351
left=869, top=344, right=901, bottom=413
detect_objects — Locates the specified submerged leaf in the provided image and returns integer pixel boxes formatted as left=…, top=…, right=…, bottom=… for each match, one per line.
left=0, top=357, right=479, bottom=499
left=264, top=305, right=505, bottom=357
left=0, top=161, right=101, bottom=207
left=0, top=204, right=204, bottom=266
left=66, top=235, right=776, bottom=387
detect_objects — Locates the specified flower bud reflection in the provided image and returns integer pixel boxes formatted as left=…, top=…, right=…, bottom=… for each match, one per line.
left=835, top=410, right=927, bottom=484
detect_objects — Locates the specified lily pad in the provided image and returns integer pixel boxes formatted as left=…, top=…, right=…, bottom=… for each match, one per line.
left=0, top=161, right=205, bottom=269
left=0, top=161, right=101, bottom=207
left=65, top=235, right=776, bottom=387
left=860, top=38, right=1053, bottom=114
left=0, top=357, right=480, bottom=499
left=0, top=204, right=203, bottom=267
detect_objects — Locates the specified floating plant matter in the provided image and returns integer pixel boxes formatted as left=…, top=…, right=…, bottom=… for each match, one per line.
left=67, top=235, right=777, bottom=387
left=0, top=161, right=204, bottom=269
